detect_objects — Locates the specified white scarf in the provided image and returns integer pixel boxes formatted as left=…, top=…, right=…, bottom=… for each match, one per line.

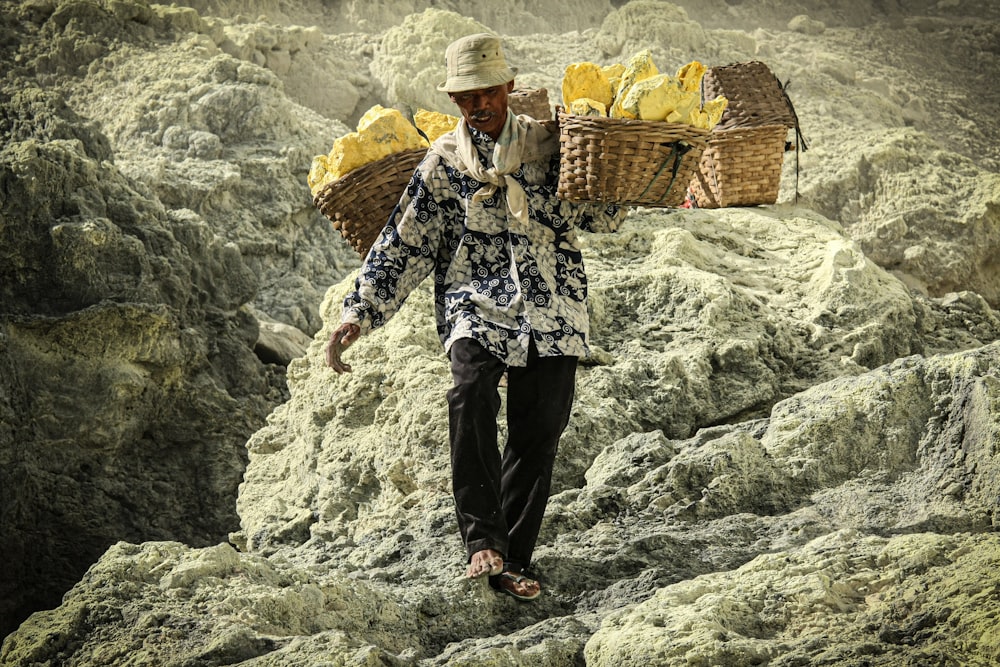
left=430, top=111, right=558, bottom=227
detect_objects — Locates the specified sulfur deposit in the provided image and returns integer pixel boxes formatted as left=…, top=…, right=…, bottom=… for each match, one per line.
left=3, top=0, right=1000, bottom=665
left=414, top=108, right=460, bottom=142
left=307, top=105, right=428, bottom=196
left=561, top=61, right=616, bottom=110
left=564, top=49, right=728, bottom=128
left=307, top=104, right=460, bottom=196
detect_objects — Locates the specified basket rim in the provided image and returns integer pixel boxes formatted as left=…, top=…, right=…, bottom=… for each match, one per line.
left=557, top=109, right=711, bottom=135
left=313, top=146, right=428, bottom=206
left=706, top=123, right=789, bottom=140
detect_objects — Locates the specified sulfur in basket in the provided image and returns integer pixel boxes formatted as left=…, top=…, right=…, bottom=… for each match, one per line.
left=689, top=60, right=807, bottom=208
left=313, top=148, right=427, bottom=259
left=556, top=109, right=709, bottom=208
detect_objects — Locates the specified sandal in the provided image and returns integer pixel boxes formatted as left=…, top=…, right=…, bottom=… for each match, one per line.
left=490, top=570, right=541, bottom=601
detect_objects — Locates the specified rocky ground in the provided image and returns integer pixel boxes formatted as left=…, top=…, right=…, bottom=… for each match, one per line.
left=1, top=0, right=999, bottom=665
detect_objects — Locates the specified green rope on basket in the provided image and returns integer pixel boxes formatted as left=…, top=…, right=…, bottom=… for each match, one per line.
left=637, top=142, right=692, bottom=205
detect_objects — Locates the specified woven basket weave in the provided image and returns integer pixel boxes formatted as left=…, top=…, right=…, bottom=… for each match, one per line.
left=509, top=87, right=552, bottom=120
left=557, top=110, right=709, bottom=207
left=689, top=124, right=788, bottom=208
left=313, top=148, right=427, bottom=258
left=704, top=60, right=796, bottom=131
left=690, top=60, right=801, bottom=208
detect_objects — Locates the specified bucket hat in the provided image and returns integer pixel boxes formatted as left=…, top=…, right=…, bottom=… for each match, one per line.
left=437, top=33, right=518, bottom=93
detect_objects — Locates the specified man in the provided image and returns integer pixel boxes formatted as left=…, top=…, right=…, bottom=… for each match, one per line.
left=326, top=33, right=623, bottom=601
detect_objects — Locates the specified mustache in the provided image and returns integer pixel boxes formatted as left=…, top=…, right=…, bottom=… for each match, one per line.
left=470, top=110, right=495, bottom=122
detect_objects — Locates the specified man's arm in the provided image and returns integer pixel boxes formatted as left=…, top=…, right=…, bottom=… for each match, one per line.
left=324, top=157, right=449, bottom=372
left=575, top=201, right=627, bottom=234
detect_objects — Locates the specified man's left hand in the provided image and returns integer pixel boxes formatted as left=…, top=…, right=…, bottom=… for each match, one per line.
left=325, top=323, right=361, bottom=373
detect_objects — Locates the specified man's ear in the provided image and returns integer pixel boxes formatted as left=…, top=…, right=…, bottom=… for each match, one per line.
left=506, top=81, right=515, bottom=92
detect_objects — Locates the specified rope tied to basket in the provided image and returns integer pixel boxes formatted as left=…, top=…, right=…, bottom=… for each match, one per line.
left=637, top=141, right=695, bottom=205
left=776, top=77, right=808, bottom=203
left=555, top=109, right=708, bottom=207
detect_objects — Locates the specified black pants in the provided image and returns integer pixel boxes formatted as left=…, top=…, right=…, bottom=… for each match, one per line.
left=447, top=337, right=578, bottom=571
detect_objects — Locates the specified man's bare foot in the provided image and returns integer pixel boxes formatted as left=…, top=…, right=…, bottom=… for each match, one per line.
left=491, top=570, right=541, bottom=601
left=466, top=549, right=504, bottom=578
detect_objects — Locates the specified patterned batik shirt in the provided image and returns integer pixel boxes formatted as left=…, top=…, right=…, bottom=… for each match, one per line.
left=341, top=123, right=624, bottom=367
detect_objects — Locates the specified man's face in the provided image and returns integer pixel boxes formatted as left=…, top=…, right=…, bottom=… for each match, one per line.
left=449, top=81, right=515, bottom=140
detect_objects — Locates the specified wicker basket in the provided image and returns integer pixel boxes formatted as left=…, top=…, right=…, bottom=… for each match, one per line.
left=557, top=110, right=709, bottom=207
left=690, top=60, right=802, bottom=208
left=704, top=60, right=797, bottom=131
left=509, top=87, right=552, bottom=120
left=313, top=148, right=427, bottom=258
left=689, top=124, right=789, bottom=207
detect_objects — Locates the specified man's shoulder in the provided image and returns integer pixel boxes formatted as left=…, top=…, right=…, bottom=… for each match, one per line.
left=416, top=148, right=448, bottom=173
left=518, top=116, right=559, bottom=162
left=520, top=115, right=558, bottom=137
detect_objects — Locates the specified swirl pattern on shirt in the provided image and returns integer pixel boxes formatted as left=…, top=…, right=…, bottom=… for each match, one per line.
left=343, top=126, right=622, bottom=367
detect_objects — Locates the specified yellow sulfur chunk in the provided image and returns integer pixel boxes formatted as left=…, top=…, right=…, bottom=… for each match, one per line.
left=415, top=109, right=459, bottom=143
left=326, top=133, right=372, bottom=179
left=697, top=95, right=729, bottom=129
left=664, top=89, right=701, bottom=123
left=687, top=110, right=710, bottom=130
left=602, top=63, right=626, bottom=94
left=561, top=62, right=614, bottom=110
left=569, top=97, right=608, bottom=117
left=609, top=49, right=659, bottom=118
left=685, top=95, right=729, bottom=130
left=617, top=74, right=699, bottom=122
left=307, top=154, right=332, bottom=195
left=352, top=104, right=427, bottom=154
left=675, top=60, right=706, bottom=93
left=307, top=105, right=428, bottom=196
